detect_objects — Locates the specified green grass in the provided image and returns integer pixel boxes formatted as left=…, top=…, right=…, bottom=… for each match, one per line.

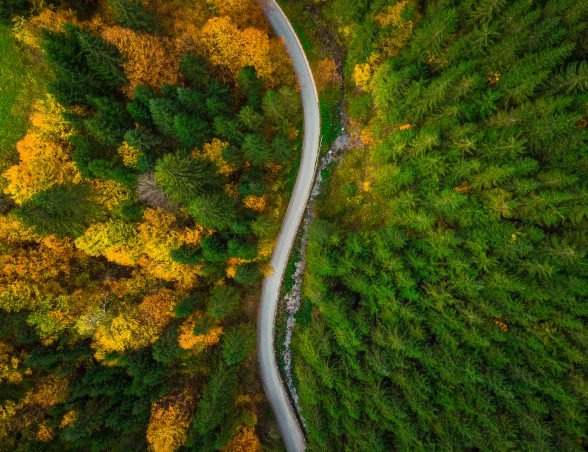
left=0, top=25, right=45, bottom=172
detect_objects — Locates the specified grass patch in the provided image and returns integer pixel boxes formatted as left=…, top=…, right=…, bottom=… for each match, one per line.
left=0, top=25, right=45, bottom=172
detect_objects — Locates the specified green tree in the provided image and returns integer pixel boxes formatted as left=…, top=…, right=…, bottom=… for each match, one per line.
left=207, top=285, right=241, bottom=320
left=192, top=364, right=239, bottom=435
left=188, top=193, right=236, bottom=230
left=242, top=134, right=272, bottom=166
left=14, top=183, right=102, bottom=237
left=154, top=151, right=217, bottom=205
left=222, top=323, right=255, bottom=366
left=107, top=0, right=156, bottom=31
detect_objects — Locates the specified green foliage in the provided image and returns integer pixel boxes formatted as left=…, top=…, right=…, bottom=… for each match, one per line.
left=188, top=193, right=236, bottom=230
left=207, top=285, right=240, bottom=320
left=173, top=113, right=209, bottom=148
left=295, top=0, right=588, bottom=450
left=0, top=25, right=45, bottom=169
left=14, top=183, right=102, bottom=237
left=42, top=24, right=127, bottom=106
left=233, top=262, right=262, bottom=286
left=170, top=244, right=202, bottom=265
left=154, top=151, right=217, bottom=205
left=107, top=0, right=156, bottom=31
left=84, top=97, right=132, bottom=146
left=180, top=54, right=211, bottom=88
left=222, top=323, right=255, bottom=366
left=192, top=364, right=239, bottom=435
left=1, top=7, right=302, bottom=450
left=127, top=85, right=157, bottom=126
left=148, top=98, right=179, bottom=137
left=174, top=292, right=205, bottom=318
left=238, top=67, right=264, bottom=108
left=242, top=133, right=272, bottom=166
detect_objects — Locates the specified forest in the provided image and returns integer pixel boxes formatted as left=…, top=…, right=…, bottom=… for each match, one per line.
left=0, top=0, right=301, bottom=450
left=291, top=0, right=588, bottom=450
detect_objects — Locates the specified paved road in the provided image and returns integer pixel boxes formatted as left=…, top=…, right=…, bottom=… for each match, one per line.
left=257, top=1, right=320, bottom=451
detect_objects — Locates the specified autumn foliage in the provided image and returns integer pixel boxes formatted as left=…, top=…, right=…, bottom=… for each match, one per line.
left=146, top=388, right=197, bottom=452
left=0, top=0, right=300, bottom=449
left=101, top=25, right=182, bottom=94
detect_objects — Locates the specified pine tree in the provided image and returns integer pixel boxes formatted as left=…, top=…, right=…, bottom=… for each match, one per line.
left=188, top=193, right=236, bottom=230
left=154, top=152, right=217, bottom=205
left=108, top=0, right=156, bottom=31
left=14, top=183, right=101, bottom=237
left=222, top=323, right=255, bottom=365
left=207, top=285, right=241, bottom=320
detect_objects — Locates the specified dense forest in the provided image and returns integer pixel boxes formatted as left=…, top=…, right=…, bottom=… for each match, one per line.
left=0, top=0, right=301, bottom=450
left=292, top=0, right=588, bottom=450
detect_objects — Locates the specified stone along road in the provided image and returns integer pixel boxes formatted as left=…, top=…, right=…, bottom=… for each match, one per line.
left=256, top=1, right=320, bottom=451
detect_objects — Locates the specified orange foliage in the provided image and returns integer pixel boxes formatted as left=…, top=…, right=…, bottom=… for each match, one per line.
left=243, top=195, right=266, bottom=212
left=0, top=239, right=81, bottom=312
left=453, top=181, right=471, bottom=194
left=23, top=376, right=69, bottom=409
left=314, top=58, right=341, bottom=92
left=138, top=288, right=177, bottom=326
left=59, top=410, right=77, bottom=429
left=223, top=425, right=261, bottom=452
left=179, top=225, right=205, bottom=246
left=208, top=0, right=267, bottom=30
left=0, top=215, right=39, bottom=244
left=36, top=423, right=53, bottom=442
left=3, top=131, right=81, bottom=204
left=101, top=26, right=181, bottom=94
left=360, top=128, right=375, bottom=145
left=0, top=341, right=30, bottom=384
left=12, top=8, right=77, bottom=48
left=178, top=312, right=223, bottom=350
left=200, top=16, right=283, bottom=86
left=146, top=387, right=196, bottom=452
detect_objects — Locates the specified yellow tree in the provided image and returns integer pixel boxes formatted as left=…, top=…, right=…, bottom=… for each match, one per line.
left=93, top=288, right=177, bottom=358
left=138, top=209, right=202, bottom=288
left=223, top=425, right=261, bottom=452
left=101, top=26, right=182, bottom=94
left=0, top=237, right=82, bottom=312
left=208, top=0, right=268, bottom=30
left=178, top=312, right=223, bottom=351
left=200, top=16, right=281, bottom=85
left=75, top=219, right=142, bottom=266
left=3, top=131, right=81, bottom=204
left=146, top=387, right=197, bottom=452
left=193, top=138, right=235, bottom=176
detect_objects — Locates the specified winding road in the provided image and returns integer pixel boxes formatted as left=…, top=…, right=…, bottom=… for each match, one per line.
left=257, top=1, right=320, bottom=451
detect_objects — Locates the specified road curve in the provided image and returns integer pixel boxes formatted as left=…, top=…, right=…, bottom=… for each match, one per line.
left=257, top=1, right=320, bottom=451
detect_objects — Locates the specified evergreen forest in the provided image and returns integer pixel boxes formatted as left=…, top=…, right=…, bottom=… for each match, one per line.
left=291, top=0, right=588, bottom=450
left=0, top=0, right=300, bottom=449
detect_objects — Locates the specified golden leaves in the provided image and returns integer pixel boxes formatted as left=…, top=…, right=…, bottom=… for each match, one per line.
left=178, top=312, right=223, bottom=350
left=147, top=388, right=197, bottom=452
left=101, top=26, right=182, bottom=94
left=200, top=16, right=283, bottom=86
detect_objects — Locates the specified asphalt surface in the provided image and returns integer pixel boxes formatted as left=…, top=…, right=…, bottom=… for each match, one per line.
left=257, top=1, right=320, bottom=451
